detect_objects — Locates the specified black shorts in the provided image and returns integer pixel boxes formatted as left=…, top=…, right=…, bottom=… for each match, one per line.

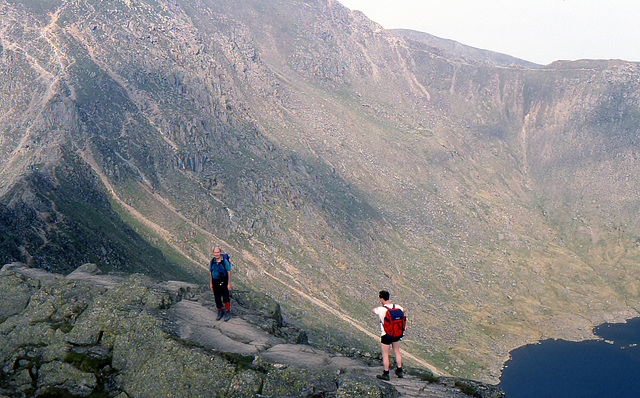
left=381, top=335, right=402, bottom=345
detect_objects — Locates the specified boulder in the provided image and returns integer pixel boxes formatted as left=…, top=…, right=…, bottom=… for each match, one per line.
left=0, top=271, right=34, bottom=323
left=35, top=361, right=97, bottom=397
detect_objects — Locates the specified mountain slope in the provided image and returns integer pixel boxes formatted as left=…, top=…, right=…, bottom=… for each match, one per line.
left=389, top=28, right=541, bottom=69
left=1, top=0, right=639, bottom=382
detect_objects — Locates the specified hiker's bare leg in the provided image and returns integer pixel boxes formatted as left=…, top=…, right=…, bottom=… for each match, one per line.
left=391, top=341, right=402, bottom=368
left=381, top=343, right=391, bottom=371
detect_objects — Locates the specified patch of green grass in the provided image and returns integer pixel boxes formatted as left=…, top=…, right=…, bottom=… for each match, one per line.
left=107, top=196, right=207, bottom=282
left=63, top=351, right=112, bottom=375
left=407, top=368, right=439, bottom=383
left=455, top=380, right=479, bottom=396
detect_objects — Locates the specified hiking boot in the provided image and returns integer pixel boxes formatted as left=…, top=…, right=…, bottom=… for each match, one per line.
left=376, top=372, right=390, bottom=381
left=395, top=367, right=403, bottom=378
left=223, top=309, right=231, bottom=322
left=216, top=310, right=224, bottom=321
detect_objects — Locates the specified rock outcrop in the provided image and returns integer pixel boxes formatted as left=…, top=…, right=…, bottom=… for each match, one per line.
left=0, top=263, right=503, bottom=397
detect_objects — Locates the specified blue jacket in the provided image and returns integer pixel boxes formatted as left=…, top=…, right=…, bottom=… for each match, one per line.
left=210, top=256, right=230, bottom=279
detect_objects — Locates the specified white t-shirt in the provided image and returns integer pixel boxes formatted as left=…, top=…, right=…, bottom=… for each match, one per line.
left=373, top=303, right=404, bottom=336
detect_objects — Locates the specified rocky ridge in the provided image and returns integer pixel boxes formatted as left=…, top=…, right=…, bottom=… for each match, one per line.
left=0, top=262, right=503, bottom=398
left=388, top=29, right=541, bottom=69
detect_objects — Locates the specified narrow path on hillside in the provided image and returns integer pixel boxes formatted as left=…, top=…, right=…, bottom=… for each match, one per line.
left=262, top=269, right=442, bottom=375
left=80, top=150, right=443, bottom=375
left=79, top=149, right=208, bottom=267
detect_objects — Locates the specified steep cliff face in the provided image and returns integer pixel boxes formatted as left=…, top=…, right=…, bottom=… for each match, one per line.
left=1, top=0, right=639, bottom=382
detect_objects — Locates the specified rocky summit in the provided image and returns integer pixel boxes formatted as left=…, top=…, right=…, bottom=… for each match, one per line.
left=0, top=263, right=504, bottom=398
left=1, top=0, right=640, bottom=383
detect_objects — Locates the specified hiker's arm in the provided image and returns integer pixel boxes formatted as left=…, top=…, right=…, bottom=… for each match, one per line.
left=227, top=270, right=231, bottom=290
left=209, top=271, right=214, bottom=291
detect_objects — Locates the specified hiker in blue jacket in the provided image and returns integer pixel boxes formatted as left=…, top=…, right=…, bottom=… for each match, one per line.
left=373, top=290, right=404, bottom=380
left=210, top=247, right=232, bottom=321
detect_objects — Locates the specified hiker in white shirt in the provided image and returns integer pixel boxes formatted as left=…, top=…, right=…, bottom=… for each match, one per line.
left=372, top=290, right=404, bottom=380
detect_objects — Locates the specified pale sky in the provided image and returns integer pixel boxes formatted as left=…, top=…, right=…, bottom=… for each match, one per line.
left=338, top=0, right=640, bottom=65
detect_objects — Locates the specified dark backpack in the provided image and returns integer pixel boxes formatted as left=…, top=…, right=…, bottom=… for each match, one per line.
left=210, top=254, right=230, bottom=278
left=383, top=305, right=406, bottom=338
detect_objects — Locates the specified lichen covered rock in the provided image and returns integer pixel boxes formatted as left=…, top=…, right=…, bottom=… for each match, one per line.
left=0, top=264, right=403, bottom=397
left=0, top=266, right=37, bottom=323
left=1, top=263, right=496, bottom=397
left=337, top=373, right=399, bottom=398
left=35, top=361, right=97, bottom=397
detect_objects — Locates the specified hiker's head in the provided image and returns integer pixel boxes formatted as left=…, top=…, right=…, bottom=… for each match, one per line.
left=213, top=247, right=222, bottom=260
left=379, top=290, right=390, bottom=301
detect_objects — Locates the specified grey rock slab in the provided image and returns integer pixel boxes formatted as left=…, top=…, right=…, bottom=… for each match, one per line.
left=66, top=264, right=123, bottom=289
left=167, top=299, right=281, bottom=355
left=0, top=271, right=34, bottom=323
left=390, top=378, right=470, bottom=398
left=261, top=344, right=370, bottom=372
left=1, top=263, right=61, bottom=284
left=35, top=361, right=97, bottom=397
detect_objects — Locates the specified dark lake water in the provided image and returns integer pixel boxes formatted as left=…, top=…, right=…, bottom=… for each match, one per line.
left=498, top=317, right=640, bottom=398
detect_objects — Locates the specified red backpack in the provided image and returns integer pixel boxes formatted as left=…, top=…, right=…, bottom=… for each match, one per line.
left=383, top=305, right=406, bottom=338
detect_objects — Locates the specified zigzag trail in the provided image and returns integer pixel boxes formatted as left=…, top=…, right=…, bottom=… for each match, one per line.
left=1, top=2, right=67, bottom=175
